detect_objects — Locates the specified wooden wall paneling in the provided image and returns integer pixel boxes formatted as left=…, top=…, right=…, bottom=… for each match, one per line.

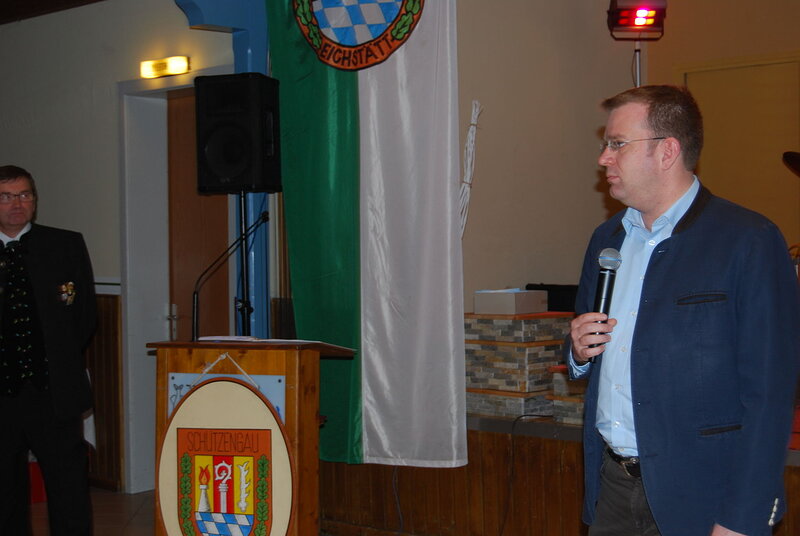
left=320, top=461, right=395, bottom=535
left=369, top=464, right=398, bottom=533
left=507, top=434, right=531, bottom=536
left=321, top=461, right=343, bottom=526
left=789, top=465, right=800, bottom=534
left=435, top=466, right=458, bottom=536
left=340, top=461, right=356, bottom=527
left=560, top=440, right=588, bottom=535
left=336, top=458, right=355, bottom=527
left=399, top=466, right=421, bottom=533
left=465, top=430, right=486, bottom=535
left=419, top=467, right=437, bottom=535
left=369, top=464, right=400, bottom=531
left=524, top=435, right=547, bottom=533
left=777, top=465, right=800, bottom=536
left=86, top=294, right=122, bottom=490
left=369, top=464, right=392, bottom=530
left=320, top=462, right=361, bottom=535
left=427, top=466, right=445, bottom=535
left=382, top=464, right=401, bottom=530
left=541, top=439, right=564, bottom=535
left=338, top=461, right=354, bottom=527
left=410, top=466, right=427, bottom=533
left=352, top=462, right=372, bottom=528
left=425, top=466, right=445, bottom=534
left=480, top=432, right=509, bottom=536
left=322, top=516, right=360, bottom=536
left=449, top=459, right=472, bottom=535
left=316, top=429, right=800, bottom=536
left=405, top=467, right=427, bottom=535
left=398, top=467, right=417, bottom=534
left=319, top=460, right=332, bottom=521
left=352, top=462, right=375, bottom=528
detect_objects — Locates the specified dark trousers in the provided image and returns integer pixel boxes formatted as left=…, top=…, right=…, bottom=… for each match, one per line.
left=0, top=382, right=92, bottom=536
left=589, top=449, right=661, bottom=536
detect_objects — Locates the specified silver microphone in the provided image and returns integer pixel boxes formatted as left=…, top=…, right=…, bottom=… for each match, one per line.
left=588, top=248, right=622, bottom=357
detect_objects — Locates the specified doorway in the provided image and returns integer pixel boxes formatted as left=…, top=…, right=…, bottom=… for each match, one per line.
left=118, top=65, right=233, bottom=493
left=686, top=59, right=800, bottom=246
left=166, top=87, right=230, bottom=341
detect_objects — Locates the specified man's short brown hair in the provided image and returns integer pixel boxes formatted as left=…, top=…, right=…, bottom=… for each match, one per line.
left=0, top=165, right=37, bottom=197
left=602, top=85, right=704, bottom=171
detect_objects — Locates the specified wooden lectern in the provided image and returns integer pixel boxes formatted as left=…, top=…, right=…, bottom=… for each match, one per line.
left=147, top=340, right=353, bottom=536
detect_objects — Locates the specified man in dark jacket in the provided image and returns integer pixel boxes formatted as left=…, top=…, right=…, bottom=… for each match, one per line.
left=0, top=165, right=97, bottom=535
left=567, top=86, right=800, bottom=536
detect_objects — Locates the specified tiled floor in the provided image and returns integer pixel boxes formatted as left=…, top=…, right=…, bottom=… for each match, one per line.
left=30, top=488, right=155, bottom=536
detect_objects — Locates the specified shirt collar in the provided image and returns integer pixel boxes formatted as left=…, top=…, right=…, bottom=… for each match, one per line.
left=622, top=177, right=700, bottom=236
left=0, top=222, right=32, bottom=245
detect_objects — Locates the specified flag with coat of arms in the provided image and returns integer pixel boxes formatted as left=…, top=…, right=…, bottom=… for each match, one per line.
left=266, top=0, right=466, bottom=466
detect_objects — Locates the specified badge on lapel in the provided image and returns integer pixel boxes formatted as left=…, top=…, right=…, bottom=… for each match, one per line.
left=59, top=281, right=76, bottom=305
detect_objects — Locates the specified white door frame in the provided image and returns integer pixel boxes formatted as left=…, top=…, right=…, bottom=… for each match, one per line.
left=117, top=65, right=233, bottom=492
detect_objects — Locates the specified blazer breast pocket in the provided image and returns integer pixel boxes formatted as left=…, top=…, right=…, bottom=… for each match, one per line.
left=676, top=291, right=728, bottom=306
left=698, top=423, right=742, bottom=437
left=672, top=291, right=731, bottom=346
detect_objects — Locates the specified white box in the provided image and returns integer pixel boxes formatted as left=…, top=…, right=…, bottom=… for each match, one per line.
left=474, top=289, right=548, bottom=315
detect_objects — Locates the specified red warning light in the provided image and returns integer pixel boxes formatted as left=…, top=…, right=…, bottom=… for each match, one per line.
left=608, top=1, right=666, bottom=40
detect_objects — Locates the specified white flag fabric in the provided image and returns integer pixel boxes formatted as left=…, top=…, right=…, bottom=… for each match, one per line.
left=359, top=0, right=467, bottom=467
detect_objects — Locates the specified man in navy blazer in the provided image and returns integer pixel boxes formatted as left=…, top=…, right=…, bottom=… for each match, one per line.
left=567, top=86, right=799, bottom=536
left=0, top=165, right=97, bottom=535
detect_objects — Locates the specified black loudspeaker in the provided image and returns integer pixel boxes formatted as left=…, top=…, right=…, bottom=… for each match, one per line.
left=195, top=72, right=281, bottom=194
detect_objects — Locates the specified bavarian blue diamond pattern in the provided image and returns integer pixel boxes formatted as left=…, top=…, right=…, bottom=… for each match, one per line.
left=313, top=0, right=402, bottom=46
left=195, top=511, right=253, bottom=536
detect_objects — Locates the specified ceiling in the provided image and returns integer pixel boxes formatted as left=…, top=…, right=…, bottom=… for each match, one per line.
left=0, top=0, right=106, bottom=25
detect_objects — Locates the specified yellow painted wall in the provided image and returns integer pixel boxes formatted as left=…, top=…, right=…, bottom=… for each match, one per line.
left=648, top=0, right=800, bottom=247
left=457, top=0, right=635, bottom=308
left=457, top=0, right=800, bottom=309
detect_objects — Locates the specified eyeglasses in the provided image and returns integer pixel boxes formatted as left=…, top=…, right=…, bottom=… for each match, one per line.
left=0, top=191, right=35, bottom=204
left=600, top=137, right=666, bottom=152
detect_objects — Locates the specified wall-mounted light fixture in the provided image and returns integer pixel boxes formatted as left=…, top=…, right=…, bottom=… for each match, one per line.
left=607, top=0, right=666, bottom=41
left=140, top=56, right=191, bottom=79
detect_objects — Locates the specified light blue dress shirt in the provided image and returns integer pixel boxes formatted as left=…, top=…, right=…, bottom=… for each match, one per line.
left=572, top=178, right=699, bottom=456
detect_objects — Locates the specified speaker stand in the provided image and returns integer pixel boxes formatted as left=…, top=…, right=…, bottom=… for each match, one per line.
left=236, top=191, right=254, bottom=336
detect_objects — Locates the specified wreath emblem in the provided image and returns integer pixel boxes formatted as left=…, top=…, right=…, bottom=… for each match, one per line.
left=294, top=0, right=424, bottom=71
left=177, top=429, right=272, bottom=536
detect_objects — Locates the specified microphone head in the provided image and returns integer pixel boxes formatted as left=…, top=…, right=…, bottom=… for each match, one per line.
left=598, top=247, right=622, bottom=271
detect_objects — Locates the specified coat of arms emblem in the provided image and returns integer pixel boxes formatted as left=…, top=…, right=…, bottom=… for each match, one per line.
left=177, top=429, right=272, bottom=536
left=294, top=0, right=424, bottom=70
left=158, top=377, right=293, bottom=536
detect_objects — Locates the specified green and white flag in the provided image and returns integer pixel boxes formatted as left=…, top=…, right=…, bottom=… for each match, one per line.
left=269, top=0, right=465, bottom=467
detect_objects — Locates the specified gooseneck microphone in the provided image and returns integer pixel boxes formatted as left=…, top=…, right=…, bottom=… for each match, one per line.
left=588, top=247, right=622, bottom=361
left=191, top=211, right=270, bottom=342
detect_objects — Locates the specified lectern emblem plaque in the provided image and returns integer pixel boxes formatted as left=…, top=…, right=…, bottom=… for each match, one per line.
left=158, top=378, right=294, bottom=536
left=176, top=429, right=272, bottom=536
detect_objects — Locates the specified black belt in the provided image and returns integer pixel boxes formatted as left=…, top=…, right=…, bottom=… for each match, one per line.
left=606, top=447, right=641, bottom=478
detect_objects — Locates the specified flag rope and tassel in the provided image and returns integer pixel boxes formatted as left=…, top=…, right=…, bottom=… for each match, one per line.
left=460, top=100, right=482, bottom=238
